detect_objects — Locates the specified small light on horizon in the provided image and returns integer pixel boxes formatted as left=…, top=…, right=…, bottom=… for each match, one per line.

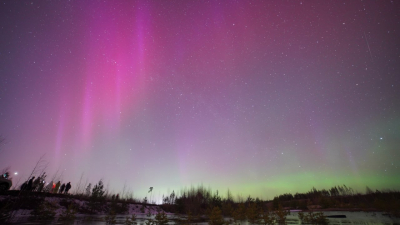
left=380, top=137, right=383, bottom=140
left=14, top=172, right=18, bottom=175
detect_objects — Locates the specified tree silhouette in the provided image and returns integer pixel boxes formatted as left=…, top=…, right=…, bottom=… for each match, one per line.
left=0, top=135, right=5, bottom=153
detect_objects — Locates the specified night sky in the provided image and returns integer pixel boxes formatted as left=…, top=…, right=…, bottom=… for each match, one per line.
left=1, top=0, right=399, bottom=201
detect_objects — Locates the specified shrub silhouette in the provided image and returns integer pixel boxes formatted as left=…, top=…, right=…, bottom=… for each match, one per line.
left=208, top=206, right=224, bottom=225
left=155, top=211, right=169, bottom=225
left=221, top=202, right=233, bottom=217
left=86, top=180, right=106, bottom=213
left=29, top=200, right=58, bottom=221
left=124, top=214, right=137, bottom=225
left=298, top=211, right=328, bottom=225
left=58, top=203, right=77, bottom=222
left=0, top=201, right=12, bottom=222
left=246, top=203, right=261, bottom=224
left=274, top=205, right=289, bottom=225
left=260, top=210, right=275, bottom=225
left=232, top=203, right=246, bottom=222
left=104, top=210, right=117, bottom=224
left=109, top=197, right=129, bottom=214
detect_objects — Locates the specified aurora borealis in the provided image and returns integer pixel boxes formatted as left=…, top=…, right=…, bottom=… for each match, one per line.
left=0, top=0, right=399, bottom=201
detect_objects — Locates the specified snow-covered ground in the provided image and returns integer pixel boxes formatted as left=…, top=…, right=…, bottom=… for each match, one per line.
left=287, top=211, right=400, bottom=225
left=2, top=196, right=400, bottom=225
left=1, top=195, right=169, bottom=224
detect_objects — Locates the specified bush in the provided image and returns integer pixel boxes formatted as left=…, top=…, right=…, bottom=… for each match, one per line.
left=29, top=200, right=58, bottom=221
left=232, top=203, right=246, bottom=222
left=221, top=202, right=233, bottom=217
left=155, top=211, right=169, bottom=225
left=86, top=180, right=106, bottom=213
left=274, top=205, right=289, bottom=225
left=0, top=201, right=12, bottom=222
left=260, top=211, right=275, bottom=225
left=58, top=203, right=77, bottom=222
left=104, top=210, right=117, bottom=224
left=246, top=203, right=261, bottom=224
left=208, top=206, right=224, bottom=225
left=320, top=196, right=334, bottom=208
left=145, top=219, right=155, bottom=225
left=298, top=211, right=328, bottom=225
left=124, top=214, right=137, bottom=225
left=136, top=205, right=143, bottom=213
left=109, top=199, right=129, bottom=214
left=272, top=198, right=280, bottom=210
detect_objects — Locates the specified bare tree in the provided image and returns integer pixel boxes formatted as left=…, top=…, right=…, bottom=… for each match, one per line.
left=12, top=175, right=23, bottom=190
left=82, top=178, right=89, bottom=195
left=74, top=172, right=85, bottom=195
left=26, top=154, right=48, bottom=181
left=0, top=135, right=5, bottom=146
left=121, top=181, right=127, bottom=199
left=0, top=136, right=13, bottom=190
left=0, top=136, right=12, bottom=184
left=0, top=166, right=10, bottom=176
left=50, top=168, right=63, bottom=184
left=0, top=135, right=5, bottom=155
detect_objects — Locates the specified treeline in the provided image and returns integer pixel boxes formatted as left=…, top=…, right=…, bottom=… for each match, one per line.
left=160, top=184, right=400, bottom=218
left=161, top=184, right=357, bottom=215
left=160, top=185, right=279, bottom=215
left=160, top=185, right=292, bottom=224
left=274, top=184, right=355, bottom=202
left=274, top=185, right=400, bottom=215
